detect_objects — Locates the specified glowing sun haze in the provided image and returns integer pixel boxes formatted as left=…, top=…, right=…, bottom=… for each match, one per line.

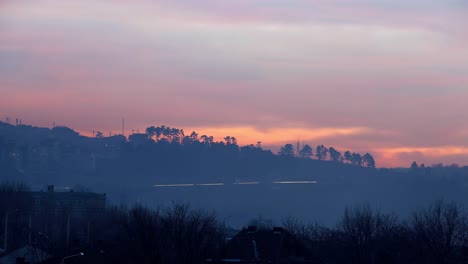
left=1, top=0, right=468, bottom=167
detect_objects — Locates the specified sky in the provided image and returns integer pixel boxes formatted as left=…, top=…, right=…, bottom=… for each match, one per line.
left=1, top=0, right=468, bottom=167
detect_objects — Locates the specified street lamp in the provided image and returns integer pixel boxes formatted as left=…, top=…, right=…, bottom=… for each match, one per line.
left=60, top=252, right=84, bottom=264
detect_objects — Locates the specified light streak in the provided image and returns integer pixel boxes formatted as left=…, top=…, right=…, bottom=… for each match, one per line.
left=272, top=181, right=317, bottom=184
left=233, top=182, right=260, bottom=185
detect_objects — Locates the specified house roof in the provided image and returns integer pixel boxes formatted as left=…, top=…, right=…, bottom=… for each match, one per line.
left=0, top=246, right=50, bottom=264
left=30, top=191, right=106, bottom=200
left=224, top=227, right=309, bottom=262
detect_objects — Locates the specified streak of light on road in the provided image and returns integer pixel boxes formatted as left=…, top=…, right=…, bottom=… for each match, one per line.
left=153, top=184, right=195, bottom=187
left=154, top=181, right=318, bottom=187
left=196, top=183, right=225, bottom=186
left=272, top=181, right=318, bottom=184
left=154, top=183, right=225, bottom=187
left=233, top=182, right=260, bottom=185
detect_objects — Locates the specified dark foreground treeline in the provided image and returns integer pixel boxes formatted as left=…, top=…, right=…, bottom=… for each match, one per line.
left=87, top=202, right=468, bottom=264
left=283, top=202, right=468, bottom=264
left=1, top=185, right=467, bottom=264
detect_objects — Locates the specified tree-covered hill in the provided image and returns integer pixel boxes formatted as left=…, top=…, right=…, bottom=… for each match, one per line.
left=0, top=121, right=380, bottom=185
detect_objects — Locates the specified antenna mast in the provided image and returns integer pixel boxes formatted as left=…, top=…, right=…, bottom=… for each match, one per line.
left=122, top=117, right=125, bottom=136
left=296, top=138, right=300, bottom=155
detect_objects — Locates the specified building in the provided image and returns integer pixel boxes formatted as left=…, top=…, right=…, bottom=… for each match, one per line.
left=207, top=226, right=312, bottom=264
left=31, top=185, right=106, bottom=218
left=28, top=186, right=107, bottom=252
left=0, top=246, right=50, bottom=264
left=128, top=133, right=151, bottom=147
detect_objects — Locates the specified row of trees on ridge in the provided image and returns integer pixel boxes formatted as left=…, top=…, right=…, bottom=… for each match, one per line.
left=279, top=143, right=376, bottom=168
left=132, top=125, right=377, bottom=168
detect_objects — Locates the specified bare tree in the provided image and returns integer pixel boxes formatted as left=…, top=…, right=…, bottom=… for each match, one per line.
left=283, top=217, right=340, bottom=263
left=339, top=205, right=399, bottom=264
left=125, top=206, right=162, bottom=264
left=412, top=201, right=467, bottom=264
left=160, top=203, right=223, bottom=264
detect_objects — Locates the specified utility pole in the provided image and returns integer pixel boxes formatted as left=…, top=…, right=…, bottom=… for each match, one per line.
left=28, top=215, right=32, bottom=245
left=4, top=213, right=8, bottom=252
left=296, top=138, right=300, bottom=156
left=122, top=117, right=125, bottom=136
left=66, top=213, right=70, bottom=249
left=87, top=222, right=90, bottom=244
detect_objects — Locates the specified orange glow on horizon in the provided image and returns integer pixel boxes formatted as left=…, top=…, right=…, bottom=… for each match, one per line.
left=181, top=126, right=371, bottom=146
left=377, top=147, right=468, bottom=156
left=375, top=147, right=468, bottom=167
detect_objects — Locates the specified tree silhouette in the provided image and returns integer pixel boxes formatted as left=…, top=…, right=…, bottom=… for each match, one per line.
left=351, top=153, right=363, bottom=167
left=363, top=153, right=376, bottom=168
left=169, top=128, right=183, bottom=143
left=155, top=126, right=164, bottom=141
left=340, top=205, right=399, bottom=264
left=146, top=126, right=157, bottom=141
left=200, top=135, right=214, bottom=144
left=224, top=136, right=237, bottom=145
left=96, top=131, right=104, bottom=139
left=410, top=161, right=420, bottom=175
left=344, top=151, right=352, bottom=164
left=299, top=144, right=313, bottom=159
left=190, top=131, right=199, bottom=142
left=329, top=147, right=341, bottom=162
left=412, top=201, right=467, bottom=264
left=316, top=145, right=328, bottom=160
left=255, top=141, right=262, bottom=149
left=160, top=126, right=171, bottom=142
left=279, top=144, right=295, bottom=157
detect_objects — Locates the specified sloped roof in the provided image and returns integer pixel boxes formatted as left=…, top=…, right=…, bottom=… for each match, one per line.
left=0, top=246, right=50, bottom=264
left=31, top=191, right=106, bottom=200
left=224, top=227, right=309, bottom=262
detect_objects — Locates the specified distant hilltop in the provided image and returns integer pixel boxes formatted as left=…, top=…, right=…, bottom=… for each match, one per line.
left=0, top=120, right=380, bottom=188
